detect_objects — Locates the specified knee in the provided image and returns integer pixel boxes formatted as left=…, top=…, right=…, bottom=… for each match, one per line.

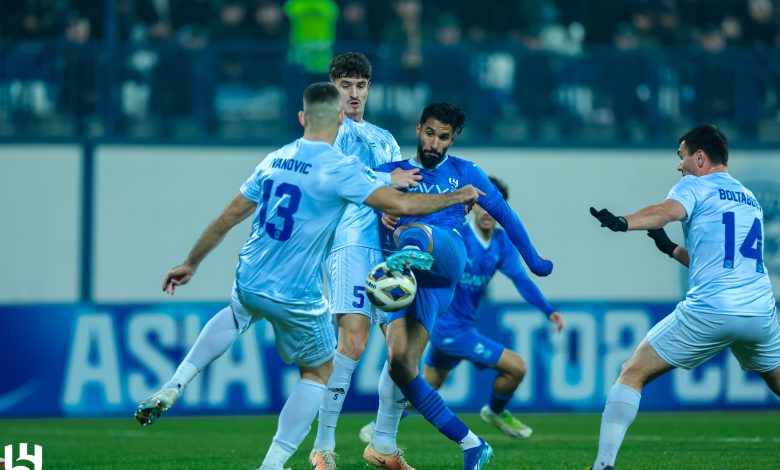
left=501, top=355, right=526, bottom=383
left=387, top=353, right=416, bottom=385
left=336, top=324, right=370, bottom=360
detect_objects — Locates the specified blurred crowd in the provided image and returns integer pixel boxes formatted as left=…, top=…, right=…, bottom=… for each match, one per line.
left=1, top=0, right=779, bottom=142
left=2, top=0, right=780, bottom=50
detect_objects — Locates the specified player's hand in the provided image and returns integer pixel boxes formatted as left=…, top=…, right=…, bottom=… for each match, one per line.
left=548, top=311, right=564, bottom=333
left=162, top=263, right=195, bottom=295
left=381, top=213, right=399, bottom=230
left=390, top=167, right=422, bottom=189
left=455, top=185, right=485, bottom=213
left=647, top=228, right=678, bottom=258
left=590, top=207, right=628, bottom=232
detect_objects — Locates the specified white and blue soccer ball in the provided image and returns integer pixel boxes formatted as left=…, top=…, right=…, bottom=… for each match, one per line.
left=365, top=261, right=417, bottom=312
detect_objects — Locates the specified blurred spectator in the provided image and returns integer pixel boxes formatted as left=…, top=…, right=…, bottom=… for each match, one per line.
left=211, top=1, right=253, bottom=41
left=59, top=14, right=96, bottom=135
left=284, top=0, right=339, bottom=74
left=337, top=0, right=371, bottom=44
left=251, top=0, right=288, bottom=42
left=382, top=0, right=423, bottom=75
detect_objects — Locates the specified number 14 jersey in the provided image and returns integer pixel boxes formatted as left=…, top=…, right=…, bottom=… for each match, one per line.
left=667, top=173, right=774, bottom=316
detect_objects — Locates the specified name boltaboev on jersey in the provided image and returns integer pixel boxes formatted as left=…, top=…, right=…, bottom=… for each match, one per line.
left=271, top=157, right=312, bottom=174
left=718, top=188, right=762, bottom=211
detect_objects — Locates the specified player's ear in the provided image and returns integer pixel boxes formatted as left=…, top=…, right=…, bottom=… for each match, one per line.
left=415, top=123, right=421, bottom=137
left=298, top=110, right=305, bottom=128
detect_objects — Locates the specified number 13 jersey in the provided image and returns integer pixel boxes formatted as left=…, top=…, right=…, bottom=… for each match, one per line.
left=236, top=138, right=384, bottom=305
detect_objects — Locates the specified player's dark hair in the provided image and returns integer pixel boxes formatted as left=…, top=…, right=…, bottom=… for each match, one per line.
left=304, top=82, right=339, bottom=106
left=489, top=176, right=509, bottom=200
left=419, top=102, right=466, bottom=135
left=329, top=52, right=372, bottom=81
left=679, top=124, right=728, bottom=166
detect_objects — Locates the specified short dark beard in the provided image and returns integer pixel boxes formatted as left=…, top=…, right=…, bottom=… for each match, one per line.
left=417, top=141, right=446, bottom=169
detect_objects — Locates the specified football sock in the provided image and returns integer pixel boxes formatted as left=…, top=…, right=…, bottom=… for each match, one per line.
left=371, top=361, right=407, bottom=454
left=262, top=379, right=326, bottom=468
left=488, top=391, right=513, bottom=414
left=163, top=306, right=238, bottom=391
left=399, top=375, right=470, bottom=445
left=397, top=226, right=432, bottom=252
left=313, top=352, right=358, bottom=451
left=593, top=383, right=641, bottom=470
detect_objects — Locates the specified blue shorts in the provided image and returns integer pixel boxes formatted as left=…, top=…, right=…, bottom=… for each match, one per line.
left=387, top=225, right=466, bottom=334
left=425, top=327, right=505, bottom=370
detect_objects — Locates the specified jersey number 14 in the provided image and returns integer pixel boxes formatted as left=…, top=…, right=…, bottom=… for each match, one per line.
left=722, top=211, right=763, bottom=273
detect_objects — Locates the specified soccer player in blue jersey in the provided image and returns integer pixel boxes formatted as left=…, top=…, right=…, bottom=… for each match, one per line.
left=360, top=176, right=564, bottom=443
left=588, top=125, right=780, bottom=470
left=364, top=102, right=554, bottom=470
left=311, top=52, right=420, bottom=470
left=132, top=83, right=482, bottom=470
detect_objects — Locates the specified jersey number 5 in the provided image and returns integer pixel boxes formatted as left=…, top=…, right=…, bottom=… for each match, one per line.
left=722, top=211, right=764, bottom=273
left=258, top=179, right=302, bottom=242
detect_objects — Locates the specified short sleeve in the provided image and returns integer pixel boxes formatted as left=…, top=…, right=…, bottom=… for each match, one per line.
left=332, top=155, right=386, bottom=205
left=239, top=160, right=268, bottom=202
left=666, top=176, right=697, bottom=221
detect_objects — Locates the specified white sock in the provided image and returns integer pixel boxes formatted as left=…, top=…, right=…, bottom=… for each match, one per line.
left=593, top=383, right=641, bottom=470
left=458, top=431, right=481, bottom=451
left=162, top=361, right=198, bottom=393
left=162, top=307, right=238, bottom=391
left=371, top=361, right=406, bottom=454
left=183, top=307, right=239, bottom=370
left=262, top=379, right=326, bottom=468
left=312, top=352, right=358, bottom=451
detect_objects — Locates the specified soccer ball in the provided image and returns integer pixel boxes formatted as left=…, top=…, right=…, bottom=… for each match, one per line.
left=365, top=261, right=417, bottom=312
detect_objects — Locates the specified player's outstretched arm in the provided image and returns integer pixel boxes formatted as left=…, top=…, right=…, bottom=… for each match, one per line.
left=487, top=199, right=553, bottom=276
left=647, top=228, right=690, bottom=267
left=364, top=184, right=483, bottom=217
left=163, top=193, right=257, bottom=294
left=590, top=199, right=686, bottom=232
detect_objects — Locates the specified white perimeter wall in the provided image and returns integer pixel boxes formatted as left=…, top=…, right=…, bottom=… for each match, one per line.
left=1, top=144, right=778, bottom=303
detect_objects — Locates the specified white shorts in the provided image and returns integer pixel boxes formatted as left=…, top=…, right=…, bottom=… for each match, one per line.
left=326, top=245, right=387, bottom=324
left=230, top=286, right=336, bottom=368
left=647, top=304, right=780, bottom=373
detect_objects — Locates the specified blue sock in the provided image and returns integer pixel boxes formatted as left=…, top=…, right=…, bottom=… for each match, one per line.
left=397, top=226, right=431, bottom=252
left=489, top=391, right=513, bottom=414
left=400, top=375, right=468, bottom=443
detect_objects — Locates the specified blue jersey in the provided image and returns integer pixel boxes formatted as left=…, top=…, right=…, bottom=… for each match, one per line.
left=377, top=155, right=502, bottom=232
left=377, top=156, right=553, bottom=277
left=435, top=223, right=555, bottom=334
left=331, top=117, right=402, bottom=250
left=236, top=138, right=384, bottom=304
left=667, top=173, right=774, bottom=316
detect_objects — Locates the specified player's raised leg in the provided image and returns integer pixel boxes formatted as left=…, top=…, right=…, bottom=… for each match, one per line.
left=134, top=304, right=239, bottom=426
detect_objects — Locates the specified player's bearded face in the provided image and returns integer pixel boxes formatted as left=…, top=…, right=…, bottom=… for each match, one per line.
left=416, top=119, right=454, bottom=169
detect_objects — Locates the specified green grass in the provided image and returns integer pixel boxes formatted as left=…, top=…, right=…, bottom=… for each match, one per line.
left=2, top=411, right=779, bottom=469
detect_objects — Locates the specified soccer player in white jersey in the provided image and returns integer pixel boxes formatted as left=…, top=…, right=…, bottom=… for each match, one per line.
left=311, top=52, right=418, bottom=470
left=132, top=82, right=483, bottom=470
left=588, top=124, right=780, bottom=470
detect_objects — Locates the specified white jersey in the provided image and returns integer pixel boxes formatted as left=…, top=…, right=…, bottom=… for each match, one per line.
left=667, top=173, right=775, bottom=316
left=331, top=117, right=402, bottom=250
left=236, top=138, right=384, bottom=304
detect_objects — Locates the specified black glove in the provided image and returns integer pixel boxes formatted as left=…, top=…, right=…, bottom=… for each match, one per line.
left=647, top=228, right=678, bottom=258
left=589, top=207, right=628, bottom=232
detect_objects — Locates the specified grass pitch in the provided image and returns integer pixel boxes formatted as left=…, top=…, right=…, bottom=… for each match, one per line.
left=2, top=411, right=778, bottom=469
